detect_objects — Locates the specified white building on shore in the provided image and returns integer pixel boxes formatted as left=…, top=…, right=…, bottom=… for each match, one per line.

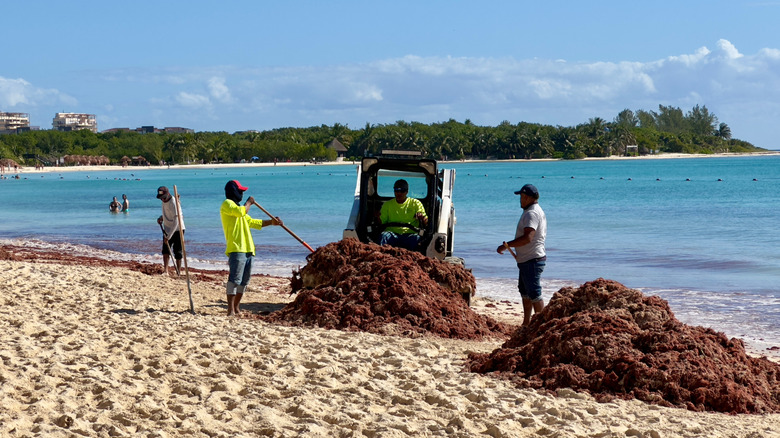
left=52, top=112, right=97, bottom=133
left=0, top=111, right=30, bottom=132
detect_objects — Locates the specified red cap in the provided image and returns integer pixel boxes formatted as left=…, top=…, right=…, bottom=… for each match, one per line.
left=232, top=180, right=249, bottom=191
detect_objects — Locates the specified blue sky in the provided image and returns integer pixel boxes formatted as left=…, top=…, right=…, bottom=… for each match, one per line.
left=2, top=1, right=780, bottom=148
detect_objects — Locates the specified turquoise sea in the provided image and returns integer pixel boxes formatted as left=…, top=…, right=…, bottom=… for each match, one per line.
left=1, top=155, right=779, bottom=354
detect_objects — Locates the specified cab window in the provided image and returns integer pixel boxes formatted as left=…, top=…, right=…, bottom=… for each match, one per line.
left=376, top=170, right=427, bottom=199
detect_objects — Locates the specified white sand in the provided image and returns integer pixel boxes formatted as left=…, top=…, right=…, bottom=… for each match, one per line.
left=2, top=257, right=779, bottom=437
left=9, top=151, right=780, bottom=176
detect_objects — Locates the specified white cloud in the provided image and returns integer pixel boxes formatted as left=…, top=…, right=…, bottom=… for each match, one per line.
left=759, top=48, right=780, bottom=59
left=529, top=79, right=571, bottom=99
left=208, top=77, right=232, bottom=103
left=666, top=46, right=711, bottom=67
left=0, top=76, right=76, bottom=108
left=175, top=92, right=210, bottom=108
left=257, top=40, right=774, bottom=146
left=715, top=39, right=743, bottom=60
left=14, top=39, right=780, bottom=147
left=130, top=40, right=776, bottom=146
left=0, top=77, right=32, bottom=106
left=351, top=83, right=383, bottom=102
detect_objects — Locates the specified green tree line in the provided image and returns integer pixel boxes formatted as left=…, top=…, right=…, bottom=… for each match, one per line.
left=0, top=104, right=763, bottom=166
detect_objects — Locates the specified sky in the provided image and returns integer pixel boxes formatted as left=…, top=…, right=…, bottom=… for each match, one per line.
left=2, top=0, right=780, bottom=148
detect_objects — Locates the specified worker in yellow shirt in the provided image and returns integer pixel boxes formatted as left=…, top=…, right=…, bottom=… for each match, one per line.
left=220, top=179, right=282, bottom=316
left=379, top=179, right=428, bottom=250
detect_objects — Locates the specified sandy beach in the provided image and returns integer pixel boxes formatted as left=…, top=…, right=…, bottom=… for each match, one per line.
left=2, top=244, right=779, bottom=437
left=5, top=150, right=780, bottom=176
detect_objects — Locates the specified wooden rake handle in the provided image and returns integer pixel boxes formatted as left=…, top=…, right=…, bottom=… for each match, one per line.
left=502, top=241, right=517, bottom=258
left=251, top=200, right=315, bottom=253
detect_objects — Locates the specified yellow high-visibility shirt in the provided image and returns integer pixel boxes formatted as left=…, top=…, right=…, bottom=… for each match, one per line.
left=220, top=199, right=264, bottom=255
left=379, top=197, right=427, bottom=235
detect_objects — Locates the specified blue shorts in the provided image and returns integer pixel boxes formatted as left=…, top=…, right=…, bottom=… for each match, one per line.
left=228, top=252, right=254, bottom=287
left=379, top=231, right=421, bottom=251
left=517, top=258, right=546, bottom=302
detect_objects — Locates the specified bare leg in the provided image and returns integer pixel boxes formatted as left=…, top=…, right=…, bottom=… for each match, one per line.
left=233, top=294, right=243, bottom=315
left=227, top=295, right=237, bottom=316
left=174, top=258, right=182, bottom=277
left=522, top=298, right=545, bottom=326
left=162, top=254, right=170, bottom=275
left=234, top=285, right=246, bottom=315
left=226, top=281, right=237, bottom=316
left=522, top=297, right=533, bottom=326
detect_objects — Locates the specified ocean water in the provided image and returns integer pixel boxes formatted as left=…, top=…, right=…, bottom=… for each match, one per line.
left=1, top=156, right=779, bottom=353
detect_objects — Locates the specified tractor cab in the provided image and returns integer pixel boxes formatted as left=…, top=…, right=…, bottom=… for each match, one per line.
left=343, top=152, right=458, bottom=263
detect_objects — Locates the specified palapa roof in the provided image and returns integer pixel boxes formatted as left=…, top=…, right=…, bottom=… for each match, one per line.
left=326, top=138, right=347, bottom=152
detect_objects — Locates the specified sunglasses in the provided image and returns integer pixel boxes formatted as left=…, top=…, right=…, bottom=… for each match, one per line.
left=394, top=187, right=407, bottom=192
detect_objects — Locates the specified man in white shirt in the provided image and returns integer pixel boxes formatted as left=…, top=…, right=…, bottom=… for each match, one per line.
left=156, top=186, right=185, bottom=276
left=497, top=184, right=547, bottom=326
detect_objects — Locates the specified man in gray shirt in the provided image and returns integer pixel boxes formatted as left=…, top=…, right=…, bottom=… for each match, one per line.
left=497, top=184, right=547, bottom=326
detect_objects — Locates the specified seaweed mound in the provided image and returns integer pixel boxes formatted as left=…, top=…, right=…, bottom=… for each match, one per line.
left=468, top=278, right=780, bottom=414
left=264, top=239, right=513, bottom=340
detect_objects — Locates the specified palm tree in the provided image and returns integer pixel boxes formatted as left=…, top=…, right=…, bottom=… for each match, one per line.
left=204, top=133, right=231, bottom=163
left=715, top=123, right=732, bottom=140
left=164, top=134, right=186, bottom=164
left=614, top=109, right=639, bottom=128
left=586, top=117, right=607, bottom=137
left=609, top=124, right=637, bottom=156
left=352, top=122, right=377, bottom=157
left=330, top=122, right=352, bottom=146
left=577, top=118, right=609, bottom=156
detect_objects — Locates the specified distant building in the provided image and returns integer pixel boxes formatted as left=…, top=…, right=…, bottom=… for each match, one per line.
left=101, top=126, right=193, bottom=134
left=326, top=138, right=348, bottom=161
left=138, top=126, right=194, bottom=134
left=53, top=112, right=97, bottom=133
left=0, top=112, right=30, bottom=133
left=163, top=127, right=194, bottom=134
